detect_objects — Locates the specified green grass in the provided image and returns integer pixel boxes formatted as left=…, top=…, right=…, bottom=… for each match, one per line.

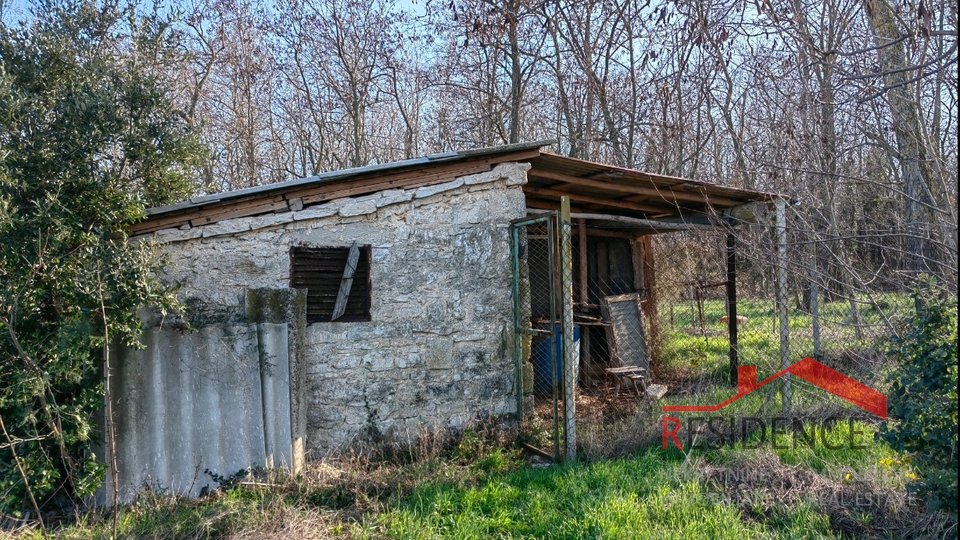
left=7, top=293, right=929, bottom=539
left=770, top=421, right=900, bottom=475
left=656, top=293, right=912, bottom=385
left=9, top=423, right=929, bottom=539
left=360, top=449, right=835, bottom=539
left=356, top=423, right=920, bottom=540
left=708, top=420, right=912, bottom=481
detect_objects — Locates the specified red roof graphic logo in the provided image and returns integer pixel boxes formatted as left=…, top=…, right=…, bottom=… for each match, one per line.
left=662, top=357, right=888, bottom=418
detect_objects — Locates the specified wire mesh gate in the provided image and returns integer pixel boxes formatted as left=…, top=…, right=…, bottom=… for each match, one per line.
left=511, top=212, right=573, bottom=461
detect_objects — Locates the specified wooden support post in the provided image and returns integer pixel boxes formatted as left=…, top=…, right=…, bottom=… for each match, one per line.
left=639, top=236, right=660, bottom=365
left=775, top=198, right=791, bottom=415
left=559, top=197, right=577, bottom=462
left=631, top=237, right=645, bottom=292
left=726, top=233, right=739, bottom=387
left=577, top=219, right=591, bottom=385
left=578, top=219, right=588, bottom=303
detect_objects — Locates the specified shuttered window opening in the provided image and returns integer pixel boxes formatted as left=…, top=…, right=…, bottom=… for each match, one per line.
left=290, top=245, right=372, bottom=322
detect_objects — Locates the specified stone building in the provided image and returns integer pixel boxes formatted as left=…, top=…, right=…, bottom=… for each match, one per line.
left=111, top=141, right=774, bottom=500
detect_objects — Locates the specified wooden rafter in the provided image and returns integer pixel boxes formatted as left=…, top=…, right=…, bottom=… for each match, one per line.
left=527, top=169, right=740, bottom=207
left=523, top=185, right=670, bottom=215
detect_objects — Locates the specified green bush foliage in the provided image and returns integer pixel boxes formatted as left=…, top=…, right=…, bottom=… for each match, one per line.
left=880, top=280, right=958, bottom=513
left=0, top=0, right=204, bottom=516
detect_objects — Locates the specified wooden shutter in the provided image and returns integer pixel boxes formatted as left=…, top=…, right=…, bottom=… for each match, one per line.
left=290, top=246, right=372, bottom=322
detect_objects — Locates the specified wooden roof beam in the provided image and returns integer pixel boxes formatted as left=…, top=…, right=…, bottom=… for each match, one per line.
left=525, top=196, right=592, bottom=215
left=527, top=168, right=741, bottom=207
left=523, top=185, right=670, bottom=215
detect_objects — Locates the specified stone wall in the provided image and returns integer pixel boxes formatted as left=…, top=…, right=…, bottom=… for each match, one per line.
left=145, top=162, right=529, bottom=455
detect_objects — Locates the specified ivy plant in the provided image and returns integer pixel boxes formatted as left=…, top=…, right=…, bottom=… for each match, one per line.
left=880, top=278, right=958, bottom=513
left=0, top=0, right=204, bottom=516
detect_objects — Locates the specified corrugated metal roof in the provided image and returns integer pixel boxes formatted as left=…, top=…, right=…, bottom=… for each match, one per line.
left=521, top=153, right=779, bottom=223
left=146, top=141, right=553, bottom=217
left=134, top=141, right=784, bottom=235
left=529, top=153, right=779, bottom=202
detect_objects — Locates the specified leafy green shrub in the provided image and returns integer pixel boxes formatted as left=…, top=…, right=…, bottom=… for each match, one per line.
left=880, top=280, right=958, bottom=512
left=0, top=0, right=204, bottom=516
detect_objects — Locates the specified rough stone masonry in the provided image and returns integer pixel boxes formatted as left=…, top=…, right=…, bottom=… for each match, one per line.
left=148, top=162, right=530, bottom=455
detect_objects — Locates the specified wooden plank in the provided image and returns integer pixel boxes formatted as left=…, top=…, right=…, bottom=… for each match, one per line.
left=606, top=366, right=646, bottom=374
left=524, top=186, right=670, bottom=214
left=527, top=169, right=740, bottom=207
left=293, top=160, right=494, bottom=205
left=130, top=213, right=195, bottom=234
left=541, top=210, right=719, bottom=231
left=331, top=242, right=360, bottom=321
left=131, top=148, right=541, bottom=235
left=290, top=150, right=539, bottom=204
left=577, top=219, right=591, bottom=386
left=639, top=236, right=660, bottom=364
left=188, top=196, right=290, bottom=225
left=600, top=292, right=649, bottom=372
left=525, top=197, right=583, bottom=212
left=525, top=198, right=632, bottom=218
left=646, top=384, right=669, bottom=400
left=131, top=195, right=289, bottom=234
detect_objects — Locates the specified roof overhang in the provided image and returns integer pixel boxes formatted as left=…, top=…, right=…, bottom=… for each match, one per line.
left=523, top=153, right=778, bottom=231
left=132, top=141, right=779, bottom=235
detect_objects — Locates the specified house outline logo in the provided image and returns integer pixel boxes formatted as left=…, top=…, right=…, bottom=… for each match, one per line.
left=662, top=357, right=888, bottom=418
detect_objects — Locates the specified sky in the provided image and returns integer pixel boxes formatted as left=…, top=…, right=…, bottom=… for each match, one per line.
left=0, top=0, right=30, bottom=25
left=2, top=0, right=431, bottom=26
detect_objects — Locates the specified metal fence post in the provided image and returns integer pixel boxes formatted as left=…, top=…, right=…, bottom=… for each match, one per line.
left=559, top=197, right=577, bottom=462
left=726, top=233, right=739, bottom=387
left=511, top=223, right=524, bottom=424
left=775, top=198, right=791, bottom=415
left=810, top=243, right=822, bottom=361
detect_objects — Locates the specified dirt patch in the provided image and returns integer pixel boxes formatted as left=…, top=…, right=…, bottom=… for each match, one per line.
left=700, top=451, right=956, bottom=539
left=575, top=386, right=646, bottom=421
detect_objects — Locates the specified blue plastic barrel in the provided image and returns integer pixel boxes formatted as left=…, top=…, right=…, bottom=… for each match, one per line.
left=532, top=324, right=581, bottom=396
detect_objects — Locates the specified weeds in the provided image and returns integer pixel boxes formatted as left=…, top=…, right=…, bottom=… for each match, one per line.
left=2, top=417, right=951, bottom=539
left=2, top=294, right=951, bottom=539
left=0, top=423, right=523, bottom=539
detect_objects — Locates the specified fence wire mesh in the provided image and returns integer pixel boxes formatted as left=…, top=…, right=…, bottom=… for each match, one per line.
left=513, top=202, right=942, bottom=460
left=524, top=210, right=931, bottom=459
left=513, top=216, right=566, bottom=460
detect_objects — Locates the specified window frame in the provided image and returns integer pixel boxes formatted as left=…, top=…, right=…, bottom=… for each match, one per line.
left=289, top=245, right=372, bottom=323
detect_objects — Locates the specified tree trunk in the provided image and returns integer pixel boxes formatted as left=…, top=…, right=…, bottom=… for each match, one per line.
left=507, top=0, right=522, bottom=144
left=863, top=0, right=938, bottom=275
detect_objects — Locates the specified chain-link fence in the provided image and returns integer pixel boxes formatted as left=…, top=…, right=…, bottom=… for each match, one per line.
left=644, top=219, right=919, bottom=416
left=513, top=214, right=566, bottom=460
left=514, top=206, right=933, bottom=460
